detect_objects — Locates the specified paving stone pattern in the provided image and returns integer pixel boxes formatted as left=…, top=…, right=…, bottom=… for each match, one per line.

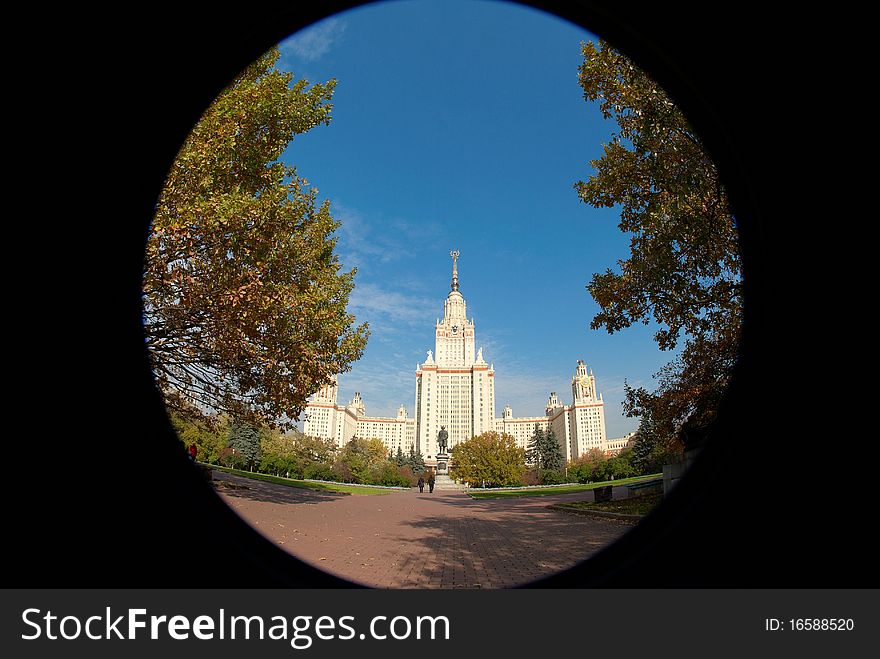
left=215, top=473, right=635, bottom=588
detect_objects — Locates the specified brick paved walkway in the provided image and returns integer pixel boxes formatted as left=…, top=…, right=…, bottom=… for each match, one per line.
left=215, top=473, right=636, bottom=588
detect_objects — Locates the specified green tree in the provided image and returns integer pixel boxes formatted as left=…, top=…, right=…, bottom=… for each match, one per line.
left=527, top=425, right=566, bottom=483
left=630, top=418, right=678, bottom=474
left=569, top=448, right=608, bottom=483
left=607, top=448, right=636, bottom=480
left=259, top=427, right=303, bottom=477
left=302, top=461, right=336, bottom=481
left=407, top=447, right=426, bottom=474
left=255, top=428, right=338, bottom=478
left=169, top=407, right=228, bottom=464
left=143, top=46, right=369, bottom=429
left=450, top=431, right=526, bottom=487
left=291, top=433, right=338, bottom=466
left=526, top=424, right=545, bottom=466
left=369, top=462, right=410, bottom=488
left=393, top=446, right=407, bottom=467
left=336, top=437, right=388, bottom=484
left=227, top=421, right=261, bottom=470
left=575, top=40, right=742, bottom=453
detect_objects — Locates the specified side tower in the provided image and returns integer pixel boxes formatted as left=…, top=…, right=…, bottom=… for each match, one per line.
left=303, top=375, right=340, bottom=440
left=567, top=360, right=607, bottom=458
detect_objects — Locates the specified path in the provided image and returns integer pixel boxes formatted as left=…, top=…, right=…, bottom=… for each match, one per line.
left=214, top=472, right=636, bottom=588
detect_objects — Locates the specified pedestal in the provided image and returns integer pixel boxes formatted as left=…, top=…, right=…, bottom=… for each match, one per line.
left=436, top=452, right=449, bottom=475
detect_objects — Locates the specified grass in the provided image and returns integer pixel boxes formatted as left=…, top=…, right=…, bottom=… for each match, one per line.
left=205, top=464, right=397, bottom=496
left=555, top=493, right=662, bottom=517
left=466, top=473, right=662, bottom=499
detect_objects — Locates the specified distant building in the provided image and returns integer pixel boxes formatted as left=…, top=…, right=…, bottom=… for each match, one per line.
left=495, top=404, right=549, bottom=453
left=303, top=252, right=619, bottom=465
left=498, top=360, right=608, bottom=462
left=604, top=431, right=637, bottom=457
left=304, top=378, right=416, bottom=455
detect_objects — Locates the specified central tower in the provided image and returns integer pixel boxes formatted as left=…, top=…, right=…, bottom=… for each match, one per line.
left=414, top=251, right=495, bottom=462
left=435, top=250, right=476, bottom=367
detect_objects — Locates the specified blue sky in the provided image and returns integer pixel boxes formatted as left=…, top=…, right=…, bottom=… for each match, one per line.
left=278, top=0, right=676, bottom=438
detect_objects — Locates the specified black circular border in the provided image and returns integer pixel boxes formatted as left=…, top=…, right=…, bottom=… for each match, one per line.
left=15, top=1, right=856, bottom=588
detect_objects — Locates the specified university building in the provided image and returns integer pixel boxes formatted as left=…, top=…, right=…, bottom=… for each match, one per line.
left=303, top=252, right=629, bottom=465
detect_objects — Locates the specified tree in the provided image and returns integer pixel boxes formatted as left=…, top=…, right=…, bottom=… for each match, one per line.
left=227, top=421, right=261, bottom=470
left=169, top=407, right=228, bottom=464
left=450, top=431, right=526, bottom=487
left=336, top=437, right=388, bottom=484
left=143, top=46, right=369, bottom=429
left=575, top=40, right=742, bottom=452
left=407, top=446, right=426, bottom=474
left=630, top=416, right=678, bottom=475
left=569, top=447, right=637, bottom=483
left=527, top=424, right=565, bottom=473
left=527, top=425, right=566, bottom=484
left=607, top=448, right=636, bottom=480
left=258, top=426, right=295, bottom=476
left=569, top=448, right=608, bottom=483
left=291, top=433, right=338, bottom=466
left=526, top=424, right=545, bottom=466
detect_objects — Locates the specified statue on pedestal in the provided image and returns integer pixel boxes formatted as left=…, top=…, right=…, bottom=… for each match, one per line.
left=437, top=426, right=448, bottom=455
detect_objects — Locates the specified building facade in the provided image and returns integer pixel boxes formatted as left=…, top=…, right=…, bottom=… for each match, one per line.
left=303, top=377, right=417, bottom=454
left=414, top=250, right=496, bottom=462
left=303, top=252, right=626, bottom=462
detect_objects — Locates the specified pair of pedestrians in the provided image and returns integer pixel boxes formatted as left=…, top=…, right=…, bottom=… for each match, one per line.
left=417, top=474, right=435, bottom=493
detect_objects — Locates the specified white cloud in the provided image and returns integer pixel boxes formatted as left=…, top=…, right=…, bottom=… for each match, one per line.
left=348, top=282, right=438, bottom=330
left=333, top=201, right=442, bottom=275
left=336, top=362, right=417, bottom=418
left=282, top=18, right=347, bottom=62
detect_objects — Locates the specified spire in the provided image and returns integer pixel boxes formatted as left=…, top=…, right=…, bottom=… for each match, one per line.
left=450, top=249, right=460, bottom=292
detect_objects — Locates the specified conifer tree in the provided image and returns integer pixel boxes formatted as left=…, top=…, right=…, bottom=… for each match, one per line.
left=526, top=424, right=545, bottom=466
left=542, top=428, right=565, bottom=473
left=227, top=421, right=261, bottom=470
left=528, top=424, right=565, bottom=472
left=408, top=447, right=426, bottom=474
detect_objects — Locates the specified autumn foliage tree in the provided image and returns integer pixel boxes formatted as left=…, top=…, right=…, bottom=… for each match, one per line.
left=143, top=47, right=368, bottom=429
left=576, top=40, right=742, bottom=453
left=450, top=431, right=526, bottom=487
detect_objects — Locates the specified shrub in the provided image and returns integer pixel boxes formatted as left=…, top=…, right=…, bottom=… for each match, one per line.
left=522, top=469, right=541, bottom=486
left=398, top=465, right=419, bottom=487
left=368, top=463, right=410, bottom=487
left=260, top=453, right=300, bottom=477
left=540, top=469, right=567, bottom=485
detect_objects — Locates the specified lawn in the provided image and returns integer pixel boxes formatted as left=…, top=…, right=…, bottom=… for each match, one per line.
left=205, top=464, right=399, bottom=496
left=467, top=474, right=662, bottom=499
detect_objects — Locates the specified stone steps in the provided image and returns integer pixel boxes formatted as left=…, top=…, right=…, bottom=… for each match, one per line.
left=432, top=475, right=468, bottom=491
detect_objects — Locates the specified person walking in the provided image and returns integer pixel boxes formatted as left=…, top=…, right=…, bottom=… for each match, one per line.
left=427, top=472, right=435, bottom=493
left=417, top=475, right=425, bottom=493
